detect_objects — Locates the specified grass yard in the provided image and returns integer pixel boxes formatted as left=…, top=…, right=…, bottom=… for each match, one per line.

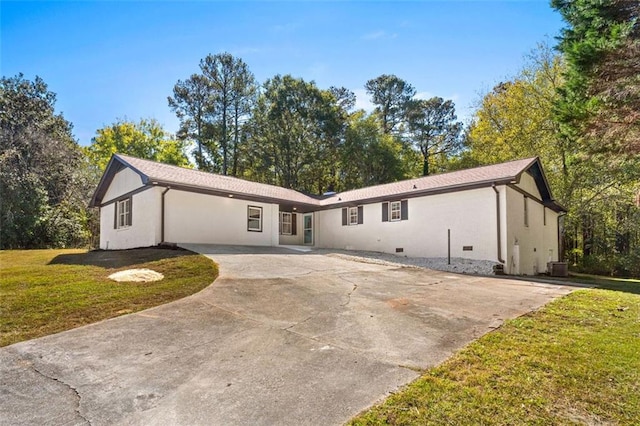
left=350, top=277, right=640, bottom=425
left=0, top=248, right=218, bottom=347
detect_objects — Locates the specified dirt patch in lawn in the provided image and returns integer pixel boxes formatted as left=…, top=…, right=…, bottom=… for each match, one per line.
left=48, top=246, right=190, bottom=268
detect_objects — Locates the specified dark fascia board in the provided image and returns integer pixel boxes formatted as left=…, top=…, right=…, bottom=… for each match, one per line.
left=89, top=155, right=149, bottom=207
left=508, top=183, right=567, bottom=213
left=511, top=157, right=566, bottom=212
left=114, top=155, right=150, bottom=185
left=134, top=178, right=520, bottom=211
left=543, top=200, right=568, bottom=213
left=319, top=178, right=516, bottom=210
left=513, top=157, right=554, bottom=202
left=149, top=181, right=321, bottom=212
left=96, top=185, right=154, bottom=207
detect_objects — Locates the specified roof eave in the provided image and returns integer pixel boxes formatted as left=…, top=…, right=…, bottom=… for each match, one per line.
left=149, top=180, right=322, bottom=210
left=544, top=200, right=568, bottom=213
left=319, top=178, right=515, bottom=208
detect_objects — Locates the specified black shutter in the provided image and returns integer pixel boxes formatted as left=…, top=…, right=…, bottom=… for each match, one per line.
left=382, top=202, right=389, bottom=222
left=128, top=197, right=133, bottom=226
left=357, top=206, right=364, bottom=224
left=114, top=202, right=118, bottom=229
left=342, top=208, right=347, bottom=226
left=292, top=213, right=297, bottom=235
left=401, top=200, right=408, bottom=220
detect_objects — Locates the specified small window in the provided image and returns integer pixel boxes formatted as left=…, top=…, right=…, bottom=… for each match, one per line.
left=248, top=206, right=262, bottom=232
left=342, top=206, right=363, bottom=226
left=116, top=198, right=131, bottom=229
left=280, top=212, right=292, bottom=235
left=524, top=196, right=529, bottom=227
left=349, top=207, right=358, bottom=225
left=382, top=200, right=408, bottom=222
left=390, top=201, right=401, bottom=221
left=543, top=207, right=547, bottom=226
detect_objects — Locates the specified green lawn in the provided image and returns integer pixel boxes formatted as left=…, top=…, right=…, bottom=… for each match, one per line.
left=350, top=277, right=640, bottom=425
left=0, top=248, right=218, bottom=347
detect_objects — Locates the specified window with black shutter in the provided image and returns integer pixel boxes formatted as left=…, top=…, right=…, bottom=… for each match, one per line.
left=115, top=197, right=132, bottom=229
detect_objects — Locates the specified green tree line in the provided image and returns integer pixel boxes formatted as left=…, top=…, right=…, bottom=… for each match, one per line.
left=1, top=0, right=638, bottom=276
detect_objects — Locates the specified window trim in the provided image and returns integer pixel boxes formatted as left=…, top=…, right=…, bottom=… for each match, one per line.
left=116, top=198, right=132, bottom=229
left=247, top=205, right=263, bottom=232
left=390, top=201, right=401, bottom=222
left=382, top=200, right=408, bottom=222
left=348, top=206, right=358, bottom=226
left=280, top=212, right=292, bottom=235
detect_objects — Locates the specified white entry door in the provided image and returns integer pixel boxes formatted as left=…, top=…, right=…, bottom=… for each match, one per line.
left=303, top=213, right=313, bottom=245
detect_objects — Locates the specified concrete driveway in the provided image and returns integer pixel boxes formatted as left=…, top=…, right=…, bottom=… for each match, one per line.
left=1, top=245, right=573, bottom=425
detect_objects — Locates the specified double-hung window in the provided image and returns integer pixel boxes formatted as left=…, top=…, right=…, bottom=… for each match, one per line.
left=390, top=201, right=401, bottom=221
left=115, top=198, right=132, bottom=229
left=382, top=200, right=408, bottom=222
left=349, top=207, right=358, bottom=225
left=342, top=206, right=363, bottom=226
left=248, top=206, right=262, bottom=232
left=280, top=212, right=292, bottom=235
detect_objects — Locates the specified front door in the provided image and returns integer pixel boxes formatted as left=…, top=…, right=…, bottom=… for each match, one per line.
left=303, top=213, right=313, bottom=245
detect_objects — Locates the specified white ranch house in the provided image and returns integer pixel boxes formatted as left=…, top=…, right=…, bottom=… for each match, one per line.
left=90, top=154, right=565, bottom=275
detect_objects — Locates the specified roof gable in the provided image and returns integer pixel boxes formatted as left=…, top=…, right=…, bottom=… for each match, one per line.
left=89, top=155, right=149, bottom=207
left=520, top=159, right=552, bottom=201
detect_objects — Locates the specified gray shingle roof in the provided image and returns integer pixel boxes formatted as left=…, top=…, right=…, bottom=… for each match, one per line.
left=117, top=154, right=317, bottom=206
left=92, top=154, right=560, bottom=210
left=319, top=157, right=539, bottom=205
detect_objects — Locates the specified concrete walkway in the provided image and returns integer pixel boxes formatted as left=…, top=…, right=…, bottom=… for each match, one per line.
left=0, top=245, right=573, bottom=425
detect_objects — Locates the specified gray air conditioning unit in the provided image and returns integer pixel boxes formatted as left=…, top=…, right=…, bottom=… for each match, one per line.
left=547, top=262, right=568, bottom=277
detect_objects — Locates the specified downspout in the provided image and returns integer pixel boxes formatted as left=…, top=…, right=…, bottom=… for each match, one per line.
left=492, top=184, right=505, bottom=264
left=557, top=211, right=566, bottom=262
left=161, top=187, right=171, bottom=243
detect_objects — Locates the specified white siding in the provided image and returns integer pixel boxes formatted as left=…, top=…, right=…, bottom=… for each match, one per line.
left=315, top=187, right=499, bottom=261
left=505, top=187, right=560, bottom=275
left=103, top=168, right=144, bottom=203
left=516, top=171, right=542, bottom=199
left=164, top=190, right=278, bottom=246
left=99, top=187, right=162, bottom=250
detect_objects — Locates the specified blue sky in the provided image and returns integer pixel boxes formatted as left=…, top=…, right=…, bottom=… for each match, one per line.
left=2, top=1, right=564, bottom=146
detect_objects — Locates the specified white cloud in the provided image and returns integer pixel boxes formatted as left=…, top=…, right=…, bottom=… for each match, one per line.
left=414, top=91, right=434, bottom=100
left=352, top=89, right=375, bottom=112
left=415, top=91, right=460, bottom=103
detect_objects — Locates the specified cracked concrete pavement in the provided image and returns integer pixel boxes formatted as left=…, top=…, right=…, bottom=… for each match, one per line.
left=0, top=244, right=574, bottom=425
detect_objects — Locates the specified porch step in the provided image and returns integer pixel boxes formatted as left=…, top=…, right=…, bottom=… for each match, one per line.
left=279, top=245, right=313, bottom=253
